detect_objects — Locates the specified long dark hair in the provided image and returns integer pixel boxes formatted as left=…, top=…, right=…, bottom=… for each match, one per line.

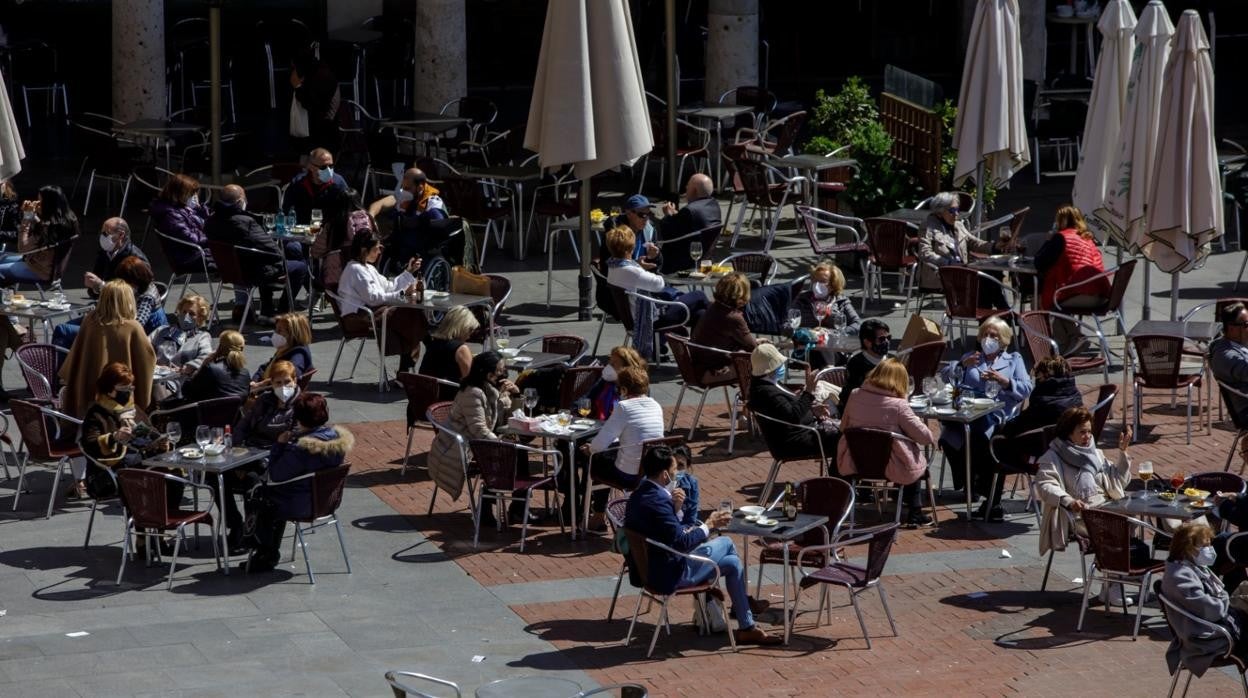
left=460, top=351, right=502, bottom=392
left=349, top=229, right=379, bottom=263
left=37, top=185, right=76, bottom=231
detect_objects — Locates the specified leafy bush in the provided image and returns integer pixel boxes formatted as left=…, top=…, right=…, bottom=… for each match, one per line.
left=934, top=99, right=997, bottom=211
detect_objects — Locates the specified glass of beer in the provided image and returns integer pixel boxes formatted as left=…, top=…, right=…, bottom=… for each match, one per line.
left=1138, top=461, right=1154, bottom=499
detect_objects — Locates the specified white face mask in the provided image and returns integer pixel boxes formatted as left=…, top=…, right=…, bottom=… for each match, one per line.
left=812, top=281, right=830, bottom=299
left=239, top=199, right=248, bottom=212
left=664, top=474, right=679, bottom=493
left=99, top=233, right=116, bottom=253
left=602, top=364, right=618, bottom=382
left=187, top=194, right=199, bottom=208
left=1195, top=545, right=1217, bottom=567
left=277, top=384, right=296, bottom=403
left=271, top=332, right=287, bottom=350
left=981, top=337, right=1001, bottom=356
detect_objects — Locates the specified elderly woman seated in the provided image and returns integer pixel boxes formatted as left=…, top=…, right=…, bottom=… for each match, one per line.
left=1161, top=522, right=1248, bottom=675
left=691, top=272, right=759, bottom=378
left=150, top=294, right=213, bottom=403
left=78, top=362, right=178, bottom=505
left=1036, top=406, right=1135, bottom=604
left=938, top=316, right=1033, bottom=521
left=916, top=191, right=1012, bottom=308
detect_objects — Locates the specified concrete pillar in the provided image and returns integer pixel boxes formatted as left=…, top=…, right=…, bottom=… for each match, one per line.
left=704, top=0, right=759, bottom=103
left=414, top=0, right=467, bottom=114
left=112, top=0, right=166, bottom=122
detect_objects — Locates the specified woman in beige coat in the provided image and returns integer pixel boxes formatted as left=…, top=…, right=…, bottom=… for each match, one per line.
left=837, top=359, right=935, bottom=527
left=427, top=351, right=518, bottom=527
left=59, top=280, right=156, bottom=418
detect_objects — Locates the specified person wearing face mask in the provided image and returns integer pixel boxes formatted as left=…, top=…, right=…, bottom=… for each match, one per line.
left=836, top=319, right=892, bottom=415
left=180, top=330, right=251, bottom=404
left=1160, top=522, right=1248, bottom=673
left=792, top=261, right=862, bottom=334
left=79, top=362, right=179, bottom=505
left=59, top=280, right=156, bottom=419
left=205, top=184, right=308, bottom=325
left=235, top=360, right=301, bottom=449
left=282, top=147, right=349, bottom=224
left=150, top=173, right=215, bottom=274
left=748, top=343, right=840, bottom=464
left=916, top=191, right=1013, bottom=308
left=624, top=444, right=781, bottom=645
left=149, top=295, right=214, bottom=403
left=0, top=184, right=79, bottom=285
left=588, top=346, right=647, bottom=420
left=937, top=316, right=1034, bottom=520
left=251, top=313, right=314, bottom=389
left=1036, top=407, right=1135, bottom=602
left=83, top=217, right=148, bottom=298
left=1212, top=303, right=1248, bottom=431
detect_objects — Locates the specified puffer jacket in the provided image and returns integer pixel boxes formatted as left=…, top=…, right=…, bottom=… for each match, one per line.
left=265, top=425, right=354, bottom=520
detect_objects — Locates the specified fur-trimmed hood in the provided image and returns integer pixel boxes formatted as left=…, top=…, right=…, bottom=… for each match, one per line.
left=296, top=425, right=355, bottom=457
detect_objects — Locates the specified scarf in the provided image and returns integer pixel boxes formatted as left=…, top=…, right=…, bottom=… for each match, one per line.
left=608, top=257, right=655, bottom=359
left=416, top=182, right=441, bottom=212
left=1050, top=437, right=1104, bottom=501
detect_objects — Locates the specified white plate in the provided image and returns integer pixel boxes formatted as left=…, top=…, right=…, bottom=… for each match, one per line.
left=933, top=406, right=957, bottom=416
left=179, top=448, right=203, bottom=459
left=203, top=444, right=226, bottom=457
left=744, top=514, right=760, bottom=522
left=573, top=419, right=596, bottom=426
left=499, top=348, right=519, bottom=357
left=970, top=398, right=996, bottom=408
left=754, top=518, right=778, bottom=527
left=568, top=424, right=592, bottom=431
left=738, top=505, right=765, bottom=516
left=1188, top=501, right=1214, bottom=510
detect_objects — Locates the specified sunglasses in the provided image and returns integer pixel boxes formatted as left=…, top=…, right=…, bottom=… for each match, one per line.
left=632, top=210, right=651, bottom=218
left=948, top=207, right=961, bottom=215
left=314, top=162, right=333, bottom=170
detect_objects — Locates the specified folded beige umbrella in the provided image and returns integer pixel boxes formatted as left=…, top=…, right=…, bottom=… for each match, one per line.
left=0, top=69, right=25, bottom=181
left=1093, top=0, right=1173, bottom=252
left=1143, top=10, right=1222, bottom=318
left=953, top=0, right=1030, bottom=230
left=1071, top=0, right=1136, bottom=232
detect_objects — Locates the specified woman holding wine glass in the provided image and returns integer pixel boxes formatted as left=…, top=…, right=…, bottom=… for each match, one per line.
left=790, top=261, right=861, bottom=334
left=150, top=295, right=213, bottom=403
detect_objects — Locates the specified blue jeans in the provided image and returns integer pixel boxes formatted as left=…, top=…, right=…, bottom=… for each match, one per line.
left=52, top=317, right=81, bottom=350
left=0, top=255, right=44, bottom=284
left=679, top=535, right=753, bottom=629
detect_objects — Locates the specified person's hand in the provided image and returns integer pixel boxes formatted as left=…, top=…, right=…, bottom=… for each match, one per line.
left=114, top=426, right=133, bottom=444
left=1118, top=426, right=1133, bottom=452
left=707, top=510, right=732, bottom=529
left=403, top=282, right=418, bottom=296
left=578, top=443, right=591, bottom=455
left=20, top=199, right=35, bottom=212
left=639, top=260, right=657, bottom=271
left=961, top=352, right=981, bottom=368
left=643, top=242, right=659, bottom=259
left=83, top=272, right=102, bottom=291
left=180, top=364, right=196, bottom=376
left=662, top=202, right=677, bottom=216
left=277, top=430, right=292, bottom=444
left=672, top=487, right=687, bottom=512
left=1068, top=499, right=1087, bottom=513
left=811, top=404, right=831, bottom=421
left=406, top=256, right=422, bottom=274
left=499, top=378, right=519, bottom=395
left=983, top=368, right=1010, bottom=387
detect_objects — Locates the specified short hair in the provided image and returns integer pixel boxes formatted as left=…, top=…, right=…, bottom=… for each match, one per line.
left=268, top=359, right=297, bottom=382
left=292, top=392, right=330, bottom=428
left=215, top=330, right=247, bottom=372
left=609, top=346, right=646, bottom=372
left=276, top=313, right=312, bottom=350
left=858, top=318, right=889, bottom=343
left=175, top=294, right=210, bottom=324
left=105, top=218, right=131, bottom=239
left=672, top=443, right=692, bottom=468
left=114, top=255, right=154, bottom=292
left=616, top=365, right=649, bottom=397
left=605, top=225, right=636, bottom=259
left=641, top=444, right=675, bottom=478
left=96, top=362, right=134, bottom=396
left=1054, top=205, right=1093, bottom=240
left=432, top=305, right=480, bottom=341
left=309, top=147, right=333, bottom=162
left=1054, top=406, right=1094, bottom=440
left=219, top=184, right=244, bottom=204
left=864, top=358, right=910, bottom=399
left=158, top=173, right=200, bottom=205
left=1220, top=302, right=1247, bottom=327
left=95, top=279, right=137, bottom=325
left=811, top=260, right=846, bottom=296
left=1169, top=522, right=1215, bottom=562
left=978, top=316, right=1013, bottom=346
left=1033, top=355, right=1072, bottom=380
left=713, top=272, right=751, bottom=308
left=929, top=191, right=960, bottom=213
left=350, top=230, right=381, bottom=262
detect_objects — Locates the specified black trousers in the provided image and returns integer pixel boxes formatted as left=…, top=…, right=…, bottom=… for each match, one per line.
left=940, top=431, right=1000, bottom=501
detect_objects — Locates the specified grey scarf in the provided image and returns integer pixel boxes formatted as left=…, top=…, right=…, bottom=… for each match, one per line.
left=1050, top=437, right=1104, bottom=501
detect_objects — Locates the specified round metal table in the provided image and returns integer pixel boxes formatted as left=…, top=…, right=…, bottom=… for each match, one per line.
left=475, top=676, right=582, bottom=698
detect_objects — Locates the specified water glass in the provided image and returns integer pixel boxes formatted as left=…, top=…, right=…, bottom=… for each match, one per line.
left=210, top=426, right=224, bottom=448
left=689, top=241, right=703, bottom=267
left=556, top=410, right=572, bottom=427
left=923, top=376, right=940, bottom=401
left=195, top=425, right=211, bottom=452
left=985, top=380, right=1001, bottom=401
left=263, top=213, right=276, bottom=232
left=718, top=499, right=733, bottom=517
left=786, top=309, right=802, bottom=332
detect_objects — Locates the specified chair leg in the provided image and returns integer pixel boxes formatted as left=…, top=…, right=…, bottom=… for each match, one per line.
left=12, top=458, right=27, bottom=510
left=688, top=389, right=709, bottom=440
left=647, top=600, right=669, bottom=657
left=296, top=524, right=314, bottom=584
left=1076, top=562, right=1095, bottom=631
left=1166, top=668, right=1182, bottom=698
left=668, top=385, right=688, bottom=432
left=606, top=559, right=627, bottom=621
left=333, top=517, right=351, bottom=573
left=848, top=589, right=871, bottom=649
left=167, top=525, right=185, bottom=590
left=46, top=456, right=66, bottom=519
left=624, top=592, right=646, bottom=646
left=1041, top=549, right=1055, bottom=591
left=426, top=485, right=439, bottom=515
left=877, top=584, right=898, bottom=636
left=84, top=500, right=99, bottom=548
left=116, top=517, right=133, bottom=585
left=401, top=427, right=416, bottom=477
left=328, top=338, right=347, bottom=383
left=518, top=494, right=533, bottom=552
left=1132, top=572, right=1152, bottom=639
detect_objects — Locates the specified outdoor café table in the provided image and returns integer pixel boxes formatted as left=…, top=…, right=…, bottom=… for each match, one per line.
left=498, top=418, right=603, bottom=541
left=381, top=112, right=471, bottom=135
left=374, top=291, right=494, bottom=392
left=662, top=269, right=760, bottom=290
left=142, top=446, right=270, bottom=575
left=725, top=510, right=830, bottom=645
left=969, top=255, right=1040, bottom=309
left=766, top=153, right=858, bottom=210
left=676, top=103, right=754, bottom=188
left=0, top=299, right=91, bottom=342
left=1093, top=489, right=1211, bottom=523
left=475, top=676, right=582, bottom=698
left=460, top=165, right=544, bottom=259
left=1122, top=320, right=1221, bottom=436
left=112, top=119, right=205, bottom=166
left=910, top=398, right=1005, bottom=518
left=270, top=227, right=318, bottom=316
left=503, top=350, right=569, bottom=371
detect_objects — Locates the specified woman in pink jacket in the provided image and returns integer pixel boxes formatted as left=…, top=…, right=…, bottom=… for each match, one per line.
left=837, top=358, right=936, bottom=527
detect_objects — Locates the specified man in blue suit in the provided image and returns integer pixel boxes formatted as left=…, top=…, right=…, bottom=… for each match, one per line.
left=625, top=445, right=781, bottom=645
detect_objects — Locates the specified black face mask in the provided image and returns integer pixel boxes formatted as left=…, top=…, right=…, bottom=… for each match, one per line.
left=872, top=338, right=890, bottom=355
left=114, top=389, right=132, bottom=405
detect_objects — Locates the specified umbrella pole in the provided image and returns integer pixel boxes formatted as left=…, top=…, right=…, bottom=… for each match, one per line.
left=665, top=0, right=678, bottom=199
left=209, top=1, right=222, bottom=185
left=578, top=177, right=592, bottom=321
left=974, top=161, right=985, bottom=232
left=1142, top=258, right=1151, bottom=321
left=1170, top=272, right=1180, bottom=321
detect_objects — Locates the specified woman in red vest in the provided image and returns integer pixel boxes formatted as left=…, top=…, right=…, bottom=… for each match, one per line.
left=1035, top=205, right=1110, bottom=352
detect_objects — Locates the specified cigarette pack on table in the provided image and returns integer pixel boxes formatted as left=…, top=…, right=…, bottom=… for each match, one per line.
left=508, top=416, right=539, bottom=433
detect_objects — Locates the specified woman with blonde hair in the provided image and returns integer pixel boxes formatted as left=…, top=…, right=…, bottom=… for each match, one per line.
left=1036, top=204, right=1109, bottom=351
left=252, top=312, right=313, bottom=387
left=691, top=272, right=759, bottom=375
left=792, top=260, right=861, bottom=333
left=149, top=294, right=213, bottom=402
left=60, top=279, right=155, bottom=418
left=420, top=305, right=479, bottom=383
left=838, top=358, right=936, bottom=526
left=180, top=329, right=251, bottom=403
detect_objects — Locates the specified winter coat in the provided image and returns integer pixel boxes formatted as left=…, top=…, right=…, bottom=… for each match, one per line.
left=916, top=213, right=993, bottom=290
left=150, top=198, right=214, bottom=270
left=59, top=314, right=155, bottom=417
left=1162, top=559, right=1238, bottom=677
left=1034, top=440, right=1130, bottom=556
left=428, top=384, right=511, bottom=500
left=234, top=389, right=297, bottom=448
left=791, top=291, right=862, bottom=335
left=265, top=425, right=353, bottom=520
left=837, top=382, right=935, bottom=485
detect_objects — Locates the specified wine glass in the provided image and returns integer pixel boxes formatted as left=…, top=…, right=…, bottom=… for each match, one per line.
left=786, top=308, right=802, bottom=333
left=262, top=213, right=276, bottom=232
left=195, top=425, right=211, bottom=456
left=523, top=388, right=538, bottom=417
left=210, top=427, right=224, bottom=452
left=1170, top=472, right=1186, bottom=505
left=575, top=398, right=591, bottom=419
left=493, top=326, right=509, bottom=351
left=689, top=241, right=703, bottom=268
left=1138, top=461, right=1154, bottom=499
left=813, top=301, right=828, bottom=326
left=310, top=208, right=323, bottom=226
left=907, top=377, right=915, bottom=398
left=159, top=341, right=177, bottom=366
left=829, top=309, right=846, bottom=335
left=984, top=380, right=1001, bottom=401
left=166, top=422, right=182, bottom=449
left=923, top=376, right=940, bottom=401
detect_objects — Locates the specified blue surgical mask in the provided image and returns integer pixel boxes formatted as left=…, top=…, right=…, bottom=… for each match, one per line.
left=773, top=365, right=787, bottom=384
left=317, top=166, right=334, bottom=184
left=1195, top=545, right=1217, bottom=567
left=178, top=313, right=197, bottom=332
left=981, top=337, right=1001, bottom=356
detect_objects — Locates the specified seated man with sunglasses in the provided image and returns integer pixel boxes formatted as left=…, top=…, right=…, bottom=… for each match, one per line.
left=915, top=191, right=1014, bottom=308
left=1212, top=302, right=1248, bottom=430
left=282, top=147, right=349, bottom=224
left=604, top=194, right=664, bottom=271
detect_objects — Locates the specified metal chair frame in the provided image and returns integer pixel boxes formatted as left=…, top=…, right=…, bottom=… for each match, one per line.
left=11, top=402, right=81, bottom=519
left=1128, top=334, right=1210, bottom=445
left=1076, top=509, right=1164, bottom=640
left=396, top=373, right=460, bottom=476
left=751, top=411, right=832, bottom=506
left=323, top=287, right=387, bottom=387
left=666, top=336, right=737, bottom=440
left=794, top=205, right=871, bottom=313
left=115, top=469, right=220, bottom=589
left=1156, top=585, right=1248, bottom=697
left=154, top=230, right=218, bottom=316
left=623, top=290, right=690, bottom=368
left=425, top=403, right=479, bottom=526
left=1219, top=380, right=1248, bottom=473
left=1018, top=309, right=1112, bottom=381
left=792, top=522, right=901, bottom=649
left=270, top=464, right=352, bottom=584
left=384, top=670, right=462, bottom=698
left=470, top=441, right=564, bottom=552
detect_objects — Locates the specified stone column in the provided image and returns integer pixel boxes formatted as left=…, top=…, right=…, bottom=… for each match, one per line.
left=704, top=0, right=759, bottom=102
left=112, top=0, right=166, bottom=122
left=414, top=0, right=467, bottom=114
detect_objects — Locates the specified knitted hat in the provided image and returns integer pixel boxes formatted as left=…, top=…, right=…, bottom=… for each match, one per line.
left=750, top=343, right=786, bottom=377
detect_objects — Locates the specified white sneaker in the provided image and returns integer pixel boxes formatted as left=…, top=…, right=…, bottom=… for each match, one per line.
left=1099, top=584, right=1135, bottom=607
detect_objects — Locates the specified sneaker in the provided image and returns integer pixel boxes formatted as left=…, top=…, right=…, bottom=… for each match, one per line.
left=734, top=626, right=783, bottom=645
left=1099, top=584, right=1135, bottom=607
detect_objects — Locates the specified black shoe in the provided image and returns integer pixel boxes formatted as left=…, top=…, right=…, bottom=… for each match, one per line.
left=508, top=502, right=539, bottom=525
left=972, top=500, right=990, bottom=520
left=986, top=506, right=1005, bottom=523
left=252, top=314, right=276, bottom=328
left=246, top=553, right=279, bottom=572
left=905, top=510, right=934, bottom=528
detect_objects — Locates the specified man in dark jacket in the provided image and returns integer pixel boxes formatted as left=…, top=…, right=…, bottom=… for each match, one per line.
left=837, top=319, right=891, bottom=415
left=84, top=217, right=148, bottom=298
left=658, top=174, right=721, bottom=274
left=749, top=344, right=839, bottom=462
left=624, top=445, right=779, bottom=645
left=206, top=184, right=308, bottom=322
left=282, top=148, right=349, bottom=224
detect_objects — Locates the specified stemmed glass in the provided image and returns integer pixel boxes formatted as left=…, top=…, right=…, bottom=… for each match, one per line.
left=829, top=309, right=846, bottom=335
left=907, top=377, right=916, bottom=398
left=159, top=341, right=177, bottom=366
left=523, top=388, right=538, bottom=418
left=1170, top=472, right=1186, bottom=507
left=786, top=308, right=802, bottom=333
left=689, top=241, right=703, bottom=270
left=263, top=213, right=276, bottom=233
left=195, top=425, right=211, bottom=457
left=493, top=326, right=510, bottom=352
left=922, top=376, right=940, bottom=402
left=984, top=380, right=1001, bottom=401
left=813, top=301, right=829, bottom=326
left=1138, top=461, right=1155, bottom=499
left=166, top=422, right=182, bottom=449
left=575, top=398, right=591, bottom=419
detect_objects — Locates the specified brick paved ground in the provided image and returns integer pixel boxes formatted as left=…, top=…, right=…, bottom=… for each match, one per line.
left=345, top=384, right=1246, bottom=697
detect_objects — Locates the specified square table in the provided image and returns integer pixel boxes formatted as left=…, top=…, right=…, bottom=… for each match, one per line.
left=1094, top=490, right=1212, bottom=523
left=142, top=446, right=270, bottom=575
left=0, top=300, right=92, bottom=342
left=766, top=154, right=858, bottom=211
left=969, top=255, right=1040, bottom=309
left=675, top=104, right=754, bottom=188
left=725, top=510, right=829, bottom=644
left=374, top=291, right=494, bottom=392
left=911, top=399, right=1005, bottom=518
left=498, top=420, right=604, bottom=540
left=504, top=350, right=569, bottom=371
left=459, top=165, right=545, bottom=259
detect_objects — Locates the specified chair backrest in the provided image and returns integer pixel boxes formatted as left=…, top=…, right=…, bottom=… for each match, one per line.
left=203, top=239, right=248, bottom=285
left=938, top=265, right=982, bottom=320
left=323, top=288, right=374, bottom=339
left=862, top=523, right=900, bottom=583
left=898, top=339, right=946, bottom=383
left=864, top=218, right=915, bottom=270
left=991, top=425, right=1052, bottom=475
left=50, top=235, right=78, bottom=283
left=1080, top=507, right=1134, bottom=573
left=1104, top=260, right=1136, bottom=315
left=15, top=343, right=64, bottom=404
left=842, top=427, right=902, bottom=481
left=666, top=335, right=704, bottom=386
left=10, top=399, right=58, bottom=461
left=440, top=176, right=491, bottom=220
left=722, top=252, right=776, bottom=284
left=197, top=395, right=243, bottom=428
left=766, top=110, right=806, bottom=154
left=1019, top=311, right=1057, bottom=364
left=542, top=334, right=588, bottom=363
left=1130, top=335, right=1186, bottom=388
left=297, top=367, right=317, bottom=391
left=116, top=469, right=170, bottom=528
left=736, top=159, right=780, bottom=207
left=608, top=284, right=637, bottom=332
left=1187, top=471, right=1247, bottom=498
left=1091, top=383, right=1118, bottom=442
left=398, top=373, right=457, bottom=428
left=605, top=496, right=630, bottom=532
left=471, top=439, right=520, bottom=490
left=623, top=529, right=653, bottom=590
left=558, top=366, right=603, bottom=409
left=813, top=366, right=847, bottom=387
left=730, top=351, right=753, bottom=401
left=797, top=477, right=854, bottom=547
left=309, top=464, right=350, bottom=519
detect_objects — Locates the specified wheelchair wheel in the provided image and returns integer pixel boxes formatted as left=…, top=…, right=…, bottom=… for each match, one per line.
left=423, top=255, right=451, bottom=292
